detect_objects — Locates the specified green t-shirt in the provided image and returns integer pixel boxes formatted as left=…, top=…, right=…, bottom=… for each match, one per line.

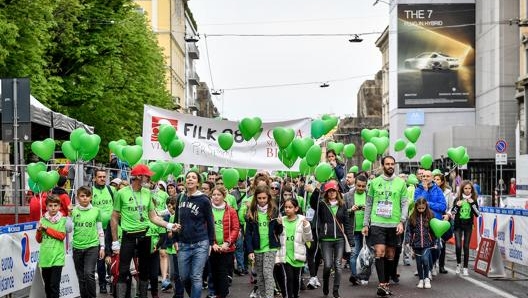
left=72, top=206, right=102, bottom=249
left=297, top=196, right=306, bottom=214
left=147, top=220, right=163, bottom=253
left=39, top=217, right=66, bottom=268
left=255, top=211, right=272, bottom=253
left=113, top=186, right=154, bottom=232
left=225, top=194, right=238, bottom=210
left=153, top=190, right=169, bottom=212
left=92, top=186, right=114, bottom=228
left=283, top=216, right=304, bottom=267
left=166, top=214, right=176, bottom=254
left=367, top=177, right=407, bottom=225
left=354, top=192, right=366, bottom=231
left=213, top=208, right=226, bottom=245
left=459, top=200, right=472, bottom=219
left=238, top=195, right=253, bottom=227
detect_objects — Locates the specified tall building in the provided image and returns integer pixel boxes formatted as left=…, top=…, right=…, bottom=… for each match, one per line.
left=135, top=0, right=194, bottom=111
left=375, top=26, right=390, bottom=129
left=388, top=0, right=519, bottom=194
left=515, top=0, right=528, bottom=195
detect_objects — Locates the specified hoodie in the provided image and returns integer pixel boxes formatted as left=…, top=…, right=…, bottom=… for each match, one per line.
left=174, top=190, right=215, bottom=245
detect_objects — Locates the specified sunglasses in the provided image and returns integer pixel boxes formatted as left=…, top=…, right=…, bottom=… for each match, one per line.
left=271, top=187, right=279, bottom=190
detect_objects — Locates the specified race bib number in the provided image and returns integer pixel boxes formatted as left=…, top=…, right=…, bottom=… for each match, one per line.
left=376, top=201, right=393, bottom=218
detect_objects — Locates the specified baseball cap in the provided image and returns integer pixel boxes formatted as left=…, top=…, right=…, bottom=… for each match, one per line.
left=130, top=164, right=154, bottom=177
left=110, top=178, right=122, bottom=185
left=323, top=181, right=339, bottom=192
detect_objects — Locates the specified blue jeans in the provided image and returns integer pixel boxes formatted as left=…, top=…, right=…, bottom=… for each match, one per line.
left=170, top=254, right=184, bottom=298
left=349, top=233, right=363, bottom=276
left=177, top=240, right=210, bottom=298
left=414, top=248, right=431, bottom=280
left=320, top=239, right=344, bottom=294
left=234, top=232, right=246, bottom=271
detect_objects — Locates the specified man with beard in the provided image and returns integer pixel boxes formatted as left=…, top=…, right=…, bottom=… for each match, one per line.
left=362, top=156, right=408, bottom=297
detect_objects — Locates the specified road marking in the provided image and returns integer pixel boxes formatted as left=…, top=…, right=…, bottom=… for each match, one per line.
left=445, top=267, right=518, bottom=298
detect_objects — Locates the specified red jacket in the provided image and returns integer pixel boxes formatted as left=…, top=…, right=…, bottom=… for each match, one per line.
left=215, top=205, right=240, bottom=253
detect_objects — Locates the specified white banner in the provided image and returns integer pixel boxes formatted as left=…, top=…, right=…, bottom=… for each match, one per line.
left=0, top=222, right=79, bottom=298
left=142, top=105, right=312, bottom=171
left=477, top=207, right=528, bottom=266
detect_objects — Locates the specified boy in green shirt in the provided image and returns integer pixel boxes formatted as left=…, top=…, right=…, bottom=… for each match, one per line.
left=71, top=186, right=105, bottom=298
left=36, top=194, right=73, bottom=298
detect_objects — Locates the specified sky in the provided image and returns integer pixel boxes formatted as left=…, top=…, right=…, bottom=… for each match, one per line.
left=188, top=0, right=390, bottom=122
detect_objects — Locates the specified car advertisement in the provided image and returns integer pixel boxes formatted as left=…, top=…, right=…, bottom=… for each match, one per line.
left=397, top=3, right=475, bottom=108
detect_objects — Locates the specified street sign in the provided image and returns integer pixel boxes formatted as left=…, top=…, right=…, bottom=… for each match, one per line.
left=495, top=153, right=507, bottom=165
left=495, top=139, right=508, bottom=153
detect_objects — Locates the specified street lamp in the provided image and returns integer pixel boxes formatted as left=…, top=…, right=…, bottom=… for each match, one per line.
left=349, top=34, right=363, bottom=43
left=185, top=35, right=200, bottom=42
left=320, top=82, right=330, bottom=88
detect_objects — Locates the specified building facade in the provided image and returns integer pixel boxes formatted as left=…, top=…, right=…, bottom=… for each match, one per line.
left=515, top=0, right=528, bottom=195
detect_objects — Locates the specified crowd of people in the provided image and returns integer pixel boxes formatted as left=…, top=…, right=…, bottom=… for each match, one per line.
left=30, top=151, right=482, bottom=298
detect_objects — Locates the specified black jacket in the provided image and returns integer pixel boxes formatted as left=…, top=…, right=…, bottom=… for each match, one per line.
left=244, top=208, right=283, bottom=253
left=310, top=188, right=354, bottom=242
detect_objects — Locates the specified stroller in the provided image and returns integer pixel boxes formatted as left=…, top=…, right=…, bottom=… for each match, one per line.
left=110, top=254, right=140, bottom=298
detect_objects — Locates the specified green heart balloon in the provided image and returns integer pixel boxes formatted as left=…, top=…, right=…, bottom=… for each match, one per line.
left=404, top=126, right=421, bottom=143
left=322, top=119, right=337, bottom=135
left=349, top=165, right=359, bottom=173
left=329, top=142, right=344, bottom=155
left=31, top=138, right=55, bottom=161
left=378, top=129, right=389, bottom=138
left=28, top=178, right=41, bottom=193
left=459, top=152, right=470, bottom=165
left=292, top=137, right=314, bottom=158
left=149, top=161, right=166, bottom=182
left=394, top=138, right=407, bottom=152
left=238, top=117, right=262, bottom=141
left=314, top=163, right=332, bottom=182
left=407, top=173, right=419, bottom=185
left=116, top=139, right=127, bottom=146
left=222, top=168, right=240, bottom=189
left=61, top=141, right=78, bottom=162
left=371, top=137, right=390, bottom=156
left=405, top=143, right=417, bottom=159
left=168, top=139, right=185, bottom=158
left=299, top=158, right=315, bottom=175
left=27, top=162, right=47, bottom=182
left=311, top=119, right=326, bottom=139
left=218, top=132, right=234, bottom=151
left=172, top=162, right=184, bottom=177
left=237, top=168, right=248, bottom=180
left=37, top=171, right=60, bottom=192
left=360, top=129, right=378, bottom=142
left=108, top=141, right=119, bottom=153
left=273, top=127, right=295, bottom=149
left=420, top=154, right=433, bottom=170
left=158, top=124, right=176, bottom=148
left=447, top=146, right=466, bottom=164
left=70, top=128, right=87, bottom=150
left=430, top=218, right=451, bottom=238
left=135, top=136, right=143, bottom=146
left=362, top=142, right=377, bottom=163
left=247, top=169, right=257, bottom=178
left=305, top=144, right=322, bottom=167
left=79, top=134, right=101, bottom=159
left=432, top=169, right=442, bottom=176
left=123, top=145, right=143, bottom=165
left=343, top=144, right=356, bottom=158
left=278, top=145, right=298, bottom=168
left=80, top=145, right=99, bottom=161
left=362, top=160, right=372, bottom=171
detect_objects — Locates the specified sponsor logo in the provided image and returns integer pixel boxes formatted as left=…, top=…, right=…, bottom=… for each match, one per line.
left=21, top=233, right=30, bottom=267
left=151, top=116, right=178, bottom=141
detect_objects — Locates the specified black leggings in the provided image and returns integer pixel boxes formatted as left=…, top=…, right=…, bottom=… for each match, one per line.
left=454, top=224, right=472, bottom=268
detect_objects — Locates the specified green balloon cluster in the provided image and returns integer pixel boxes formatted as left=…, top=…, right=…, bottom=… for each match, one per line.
left=61, top=128, right=101, bottom=162
left=291, top=137, right=314, bottom=158
left=447, top=146, right=469, bottom=165
left=158, top=124, right=185, bottom=158
left=238, top=117, right=263, bottom=141
left=149, top=161, right=183, bottom=182
left=31, top=138, right=55, bottom=161
left=273, top=127, right=295, bottom=150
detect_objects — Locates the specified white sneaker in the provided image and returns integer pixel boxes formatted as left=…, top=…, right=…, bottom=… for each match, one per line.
left=360, top=280, right=369, bottom=286
left=314, top=277, right=321, bottom=287
left=424, top=278, right=431, bottom=289
left=432, top=266, right=438, bottom=276
left=455, top=264, right=461, bottom=275
left=307, top=277, right=317, bottom=289
left=463, top=268, right=469, bottom=276
left=417, top=279, right=424, bottom=288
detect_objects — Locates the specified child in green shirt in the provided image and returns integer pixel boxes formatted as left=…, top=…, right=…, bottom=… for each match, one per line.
left=71, top=186, right=105, bottom=298
left=36, top=194, right=72, bottom=298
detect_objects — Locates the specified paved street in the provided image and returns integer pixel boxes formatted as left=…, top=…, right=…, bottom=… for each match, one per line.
left=89, top=249, right=526, bottom=298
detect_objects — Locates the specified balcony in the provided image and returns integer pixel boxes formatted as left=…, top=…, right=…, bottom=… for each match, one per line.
left=188, top=72, right=200, bottom=85
left=188, top=43, right=200, bottom=59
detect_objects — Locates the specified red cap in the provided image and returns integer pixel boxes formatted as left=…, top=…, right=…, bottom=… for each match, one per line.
left=323, top=182, right=339, bottom=192
left=130, top=164, right=154, bottom=177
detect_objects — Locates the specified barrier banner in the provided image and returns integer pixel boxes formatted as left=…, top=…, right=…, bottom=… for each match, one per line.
left=0, top=222, right=79, bottom=298
left=477, top=207, right=528, bottom=266
left=142, top=105, right=312, bottom=170
left=474, top=238, right=505, bottom=278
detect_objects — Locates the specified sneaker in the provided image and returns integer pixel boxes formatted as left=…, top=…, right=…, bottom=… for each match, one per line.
left=439, top=267, right=448, bottom=274
left=360, top=280, right=369, bottom=286
left=314, top=277, right=321, bottom=287
left=307, top=277, right=317, bottom=290
left=424, top=278, right=431, bottom=289
left=463, top=268, right=469, bottom=276
left=333, top=290, right=341, bottom=298
left=161, top=279, right=172, bottom=292
left=414, top=270, right=418, bottom=276
left=100, top=286, right=108, bottom=294
left=455, top=264, right=461, bottom=275
left=432, top=266, right=438, bottom=276
left=202, top=281, right=208, bottom=290
left=249, top=286, right=258, bottom=298
left=349, top=275, right=359, bottom=286
left=390, top=275, right=399, bottom=284
left=417, top=279, right=424, bottom=288
left=376, top=284, right=390, bottom=297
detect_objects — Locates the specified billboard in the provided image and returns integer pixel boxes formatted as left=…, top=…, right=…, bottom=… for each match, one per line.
left=397, top=3, right=475, bottom=108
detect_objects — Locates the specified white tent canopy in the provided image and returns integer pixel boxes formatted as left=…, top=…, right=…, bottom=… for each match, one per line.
left=29, top=95, right=94, bottom=134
